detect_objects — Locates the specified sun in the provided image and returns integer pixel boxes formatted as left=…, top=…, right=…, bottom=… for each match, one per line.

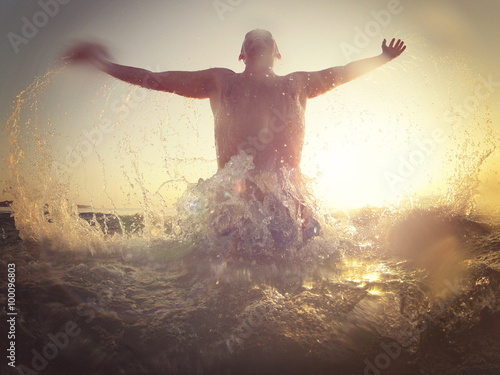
left=304, top=138, right=400, bottom=209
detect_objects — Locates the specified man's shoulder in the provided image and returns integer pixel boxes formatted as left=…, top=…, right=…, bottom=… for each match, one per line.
left=209, top=67, right=236, bottom=77
left=208, top=68, right=236, bottom=87
left=281, top=71, right=310, bottom=95
left=283, top=71, right=308, bottom=81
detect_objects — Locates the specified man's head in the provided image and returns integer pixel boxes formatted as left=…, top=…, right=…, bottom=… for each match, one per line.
left=239, top=29, right=281, bottom=65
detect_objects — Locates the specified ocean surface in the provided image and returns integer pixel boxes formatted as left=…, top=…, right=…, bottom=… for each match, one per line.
left=1, top=193, right=499, bottom=375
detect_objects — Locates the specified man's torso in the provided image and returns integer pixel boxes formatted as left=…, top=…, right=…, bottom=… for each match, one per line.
left=210, top=71, right=307, bottom=171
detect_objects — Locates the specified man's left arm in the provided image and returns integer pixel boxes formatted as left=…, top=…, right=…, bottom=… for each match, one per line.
left=294, top=38, right=406, bottom=99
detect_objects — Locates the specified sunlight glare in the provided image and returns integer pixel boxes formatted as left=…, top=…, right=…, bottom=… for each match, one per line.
left=301, top=51, right=454, bottom=210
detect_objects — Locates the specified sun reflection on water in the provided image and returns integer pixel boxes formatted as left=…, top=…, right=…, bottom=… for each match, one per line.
left=337, top=259, right=392, bottom=289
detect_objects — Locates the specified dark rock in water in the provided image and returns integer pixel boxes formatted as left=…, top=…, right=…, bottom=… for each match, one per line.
left=0, top=200, right=13, bottom=207
left=78, top=212, right=125, bottom=236
left=0, top=212, right=20, bottom=245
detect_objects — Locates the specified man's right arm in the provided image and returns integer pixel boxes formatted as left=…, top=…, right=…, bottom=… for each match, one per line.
left=103, top=63, right=229, bottom=99
left=64, top=42, right=231, bottom=99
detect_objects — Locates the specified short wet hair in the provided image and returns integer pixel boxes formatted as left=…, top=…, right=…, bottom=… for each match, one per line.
left=239, top=29, right=281, bottom=61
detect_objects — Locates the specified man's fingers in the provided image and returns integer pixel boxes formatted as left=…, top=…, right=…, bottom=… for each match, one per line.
left=397, top=41, right=406, bottom=53
left=66, top=42, right=110, bottom=63
left=382, top=38, right=406, bottom=57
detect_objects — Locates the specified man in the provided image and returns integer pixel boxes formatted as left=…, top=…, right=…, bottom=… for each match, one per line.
left=66, top=30, right=405, bottom=242
left=66, top=29, right=405, bottom=169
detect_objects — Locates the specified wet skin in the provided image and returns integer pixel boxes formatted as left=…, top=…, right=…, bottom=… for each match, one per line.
left=212, top=69, right=306, bottom=170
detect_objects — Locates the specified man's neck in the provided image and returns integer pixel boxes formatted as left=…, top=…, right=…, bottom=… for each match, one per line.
left=243, top=62, right=275, bottom=77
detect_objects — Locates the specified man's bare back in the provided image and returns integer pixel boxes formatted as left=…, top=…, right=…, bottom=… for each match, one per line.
left=213, top=70, right=306, bottom=170
left=66, top=29, right=405, bottom=173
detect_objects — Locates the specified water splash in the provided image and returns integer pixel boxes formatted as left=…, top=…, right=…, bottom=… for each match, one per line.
left=175, top=152, right=327, bottom=262
left=6, top=68, right=109, bottom=253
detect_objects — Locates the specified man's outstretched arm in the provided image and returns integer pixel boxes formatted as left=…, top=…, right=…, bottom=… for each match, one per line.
left=295, top=38, right=406, bottom=99
left=64, top=42, right=231, bottom=99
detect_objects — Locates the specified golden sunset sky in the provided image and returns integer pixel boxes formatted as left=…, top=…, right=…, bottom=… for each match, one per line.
left=1, top=0, right=499, bottom=211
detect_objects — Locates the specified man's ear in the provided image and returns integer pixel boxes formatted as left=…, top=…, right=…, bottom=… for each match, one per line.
left=238, top=53, right=244, bottom=61
left=274, top=41, right=281, bottom=60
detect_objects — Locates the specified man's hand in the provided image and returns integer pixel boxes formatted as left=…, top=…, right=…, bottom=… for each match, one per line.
left=63, top=42, right=112, bottom=71
left=382, top=38, right=406, bottom=60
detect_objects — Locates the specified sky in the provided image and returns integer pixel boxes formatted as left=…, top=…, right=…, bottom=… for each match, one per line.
left=1, top=0, right=499, bottom=211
